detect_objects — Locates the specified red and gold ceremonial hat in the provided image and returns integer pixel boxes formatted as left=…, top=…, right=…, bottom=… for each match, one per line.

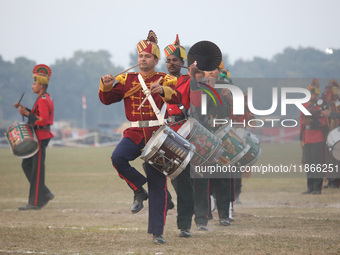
left=137, top=30, right=160, bottom=59
left=307, top=78, right=320, bottom=95
left=33, top=64, right=52, bottom=85
left=164, top=34, right=187, bottom=61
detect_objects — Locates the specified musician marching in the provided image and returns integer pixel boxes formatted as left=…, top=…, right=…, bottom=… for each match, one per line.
left=14, top=64, right=55, bottom=210
left=98, top=30, right=182, bottom=244
left=300, top=79, right=328, bottom=194
left=164, top=34, right=201, bottom=237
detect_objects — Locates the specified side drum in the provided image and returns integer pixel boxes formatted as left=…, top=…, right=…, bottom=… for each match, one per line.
left=6, top=122, right=39, bottom=159
left=177, top=118, right=229, bottom=167
left=141, top=125, right=195, bottom=179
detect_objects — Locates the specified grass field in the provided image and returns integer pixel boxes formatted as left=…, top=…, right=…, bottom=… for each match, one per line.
left=0, top=143, right=339, bottom=255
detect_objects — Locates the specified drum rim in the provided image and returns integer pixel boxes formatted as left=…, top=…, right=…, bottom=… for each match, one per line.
left=168, top=150, right=194, bottom=179
left=13, top=145, right=39, bottom=159
left=331, top=141, right=340, bottom=161
left=215, top=124, right=232, bottom=137
left=242, top=147, right=262, bottom=167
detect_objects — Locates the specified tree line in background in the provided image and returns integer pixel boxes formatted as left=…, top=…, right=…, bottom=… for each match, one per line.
left=0, top=47, right=339, bottom=130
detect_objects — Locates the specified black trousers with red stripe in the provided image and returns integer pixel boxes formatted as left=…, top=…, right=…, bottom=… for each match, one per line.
left=111, top=137, right=167, bottom=235
left=21, top=139, right=52, bottom=206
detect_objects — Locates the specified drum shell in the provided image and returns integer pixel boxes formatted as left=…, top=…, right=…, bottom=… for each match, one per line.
left=177, top=118, right=228, bottom=167
left=141, top=126, right=194, bottom=179
left=215, top=124, right=250, bottom=166
left=6, top=122, right=39, bottom=159
left=233, top=128, right=262, bottom=167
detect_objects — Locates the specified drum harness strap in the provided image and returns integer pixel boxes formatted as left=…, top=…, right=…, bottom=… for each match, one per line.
left=168, top=104, right=189, bottom=125
left=130, top=74, right=167, bottom=128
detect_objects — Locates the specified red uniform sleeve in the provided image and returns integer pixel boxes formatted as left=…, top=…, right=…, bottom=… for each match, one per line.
left=98, top=78, right=126, bottom=105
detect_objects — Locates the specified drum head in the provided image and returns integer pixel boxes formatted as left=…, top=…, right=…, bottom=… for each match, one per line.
left=141, top=126, right=168, bottom=159
left=332, top=141, right=340, bottom=161
left=13, top=141, right=39, bottom=159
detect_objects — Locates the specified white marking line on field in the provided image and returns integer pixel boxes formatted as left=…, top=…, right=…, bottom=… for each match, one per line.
left=253, top=215, right=336, bottom=221
left=45, top=226, right=138, bottom=231
left=0, top=250, right=50, bottom=254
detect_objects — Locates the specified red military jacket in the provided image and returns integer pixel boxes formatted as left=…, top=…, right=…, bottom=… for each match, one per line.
left=99, top=71, right=182, bottom=144
left=167, top=75, right=190, bottom=132
left=28, top=93, right=54, bottom=141
left=300, top=102, right=328, bottom=144
left=167, top=75, right=202, bottom=132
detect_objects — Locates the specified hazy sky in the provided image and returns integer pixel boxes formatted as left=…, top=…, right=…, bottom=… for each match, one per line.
left=1, top=0, right=339, bottom=68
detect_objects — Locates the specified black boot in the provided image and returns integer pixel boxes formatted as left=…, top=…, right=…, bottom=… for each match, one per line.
left=131, top=187, right=148, bottom=214
left=153, top=234, right=166, bottom=244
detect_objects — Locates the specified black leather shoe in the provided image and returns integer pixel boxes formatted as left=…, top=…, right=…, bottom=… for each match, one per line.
left=40, top=192, right=55, bottom=208
left=18, top=204, right=42, bottom=210
left=220, top=219, right=231, bottom=226
left=131, top=187, right=148, bottom=214
left=153, top=234, right=166, bottom=244
left=301, top=190, right=313, bottom=194
left=179, top=229, right=191, bottom=237
left=197, top=225, right=208, bottom=231
left=311, top=191, right=321, bottom=194
left=45, top=192, right=55, bottom=201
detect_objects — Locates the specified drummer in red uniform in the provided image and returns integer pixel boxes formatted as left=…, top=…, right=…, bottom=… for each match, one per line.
left=300, top=79, right=328, bottom=194
left=99, top=30, right=182, bottom=244
left=14, top=64, right=55, bottom=210
left=164, top=34, right=200, bottom=237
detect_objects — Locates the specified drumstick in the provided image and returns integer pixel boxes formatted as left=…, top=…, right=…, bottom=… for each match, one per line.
left=107, top=64, right=140, bottom=88
left=168, top=63, right=205, bottom=73
left=137, top=77, right=163, bottom=110
left=16, top=92, right=25, bottom=108
left=113, top=64, right=139, bottom=77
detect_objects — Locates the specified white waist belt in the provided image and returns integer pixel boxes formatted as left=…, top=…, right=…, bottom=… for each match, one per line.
left=130, top=120, right=161, bottom=128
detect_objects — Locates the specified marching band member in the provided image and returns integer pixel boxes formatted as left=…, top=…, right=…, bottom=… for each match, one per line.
left=300, top=79, right=328, bottom=194
left=14, top=64, right=55, bottom=210
left=189, top=55, right=233, bottom=228
left=221, top=68, right=254, bottom=205
left=201, top=63, right=233, bottom=226
left=164, top=35, right=200, bottom=237
left=99, top=30, right=182, bottom=244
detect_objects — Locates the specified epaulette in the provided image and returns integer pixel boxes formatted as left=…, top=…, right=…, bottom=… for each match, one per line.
left=116, top=73, right=128, bottom=85
left=162, top=73, right=177, bottom=86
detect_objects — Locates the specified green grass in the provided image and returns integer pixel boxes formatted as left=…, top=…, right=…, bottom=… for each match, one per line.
left=0, top=143, right=339, bottom=254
